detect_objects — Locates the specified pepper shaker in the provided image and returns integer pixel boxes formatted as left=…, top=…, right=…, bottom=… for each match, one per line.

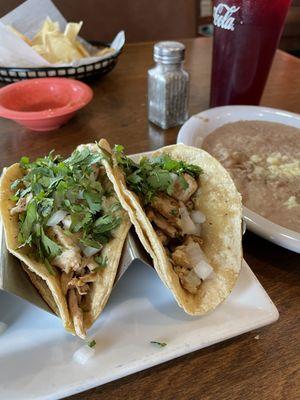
left=148, top=41, right=189, bottom=129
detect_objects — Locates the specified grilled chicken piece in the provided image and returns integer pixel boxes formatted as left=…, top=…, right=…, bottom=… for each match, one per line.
left=80, top=272, right=98, bottom=283
left=185, top=199, right=194, bottom=211
left=173, top=265, right=201, bottom=294
left=68, top=289, right=86, bottom=339
left=61, top=271, right=74, bottom=296
left=75, top=283, right=90, bottom=296
left=151, top=194, right=179, bottom=222
left=49, top=225, right=77, bottom=249
left=156, top=229, right=169, bottom=245
left=49, top=225, right=82, bottom=273
left=171, top=244, right=191, bottom=269
left=147, top=209, right=178, bottom=238
left=172, top=173, right=198, bottom=203
left=10, top=193, right=32, bottom=215
left=61, top=215, right=72, bottom=230
left=68, top=272, right=97, bottom=295
left=90, top=164, right=100, bottom=180
left=185, top=235, right=204, bottom=247
left=81, top=257, right=100, bottom=271
left=69, top=272, right=98, bottom=286
left=52, top=249, right=82, bottom=274
left=80, top=291, right=92, bottom=312
left=171, top=237, right=204, bottom=294
left=172, top=236, right=204, bottom=268
left=10, top=197, right=27, bottom=215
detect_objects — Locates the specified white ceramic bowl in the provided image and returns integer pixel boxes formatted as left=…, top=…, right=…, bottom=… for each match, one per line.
left=177, top=105, right=300, bottom=253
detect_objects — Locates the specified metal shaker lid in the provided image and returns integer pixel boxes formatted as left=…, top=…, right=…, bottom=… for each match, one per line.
left=154, top=41, right=185, bottom=64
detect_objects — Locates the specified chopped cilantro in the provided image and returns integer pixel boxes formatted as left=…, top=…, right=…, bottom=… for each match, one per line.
left=20, top=156, right=29, bottom=167
left=109, top=201, right=122, bottom=213
left=94, top=255, right=108, bottom=268
left=20, top=201, right=38, bottom=241
left=44, top=258, right=57, bottom=276
left=150, top=341, right=167, bottom=348
left=40, top=228, right=62, bottom=259
left=87, top=339, right=96, bottom=348
left=83, top=191, right=102, bottom=213
left=113, top=146, right=202, bottom=204
left=79, top=236, right=102, bottom=249
left=10, top=147, right=122, bottom=272
left=93, top=215, right=121, bottom=233
left=10, top=194, right=19, bottom=202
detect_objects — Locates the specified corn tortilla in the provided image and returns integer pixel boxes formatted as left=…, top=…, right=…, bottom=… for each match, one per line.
left=0, top=144, right=131, bottom=335
left=99, top=139, right=243, bottom=315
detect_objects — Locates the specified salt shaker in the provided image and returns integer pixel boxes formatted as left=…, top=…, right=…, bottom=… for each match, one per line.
left=148, top=41, right=189, bottom=129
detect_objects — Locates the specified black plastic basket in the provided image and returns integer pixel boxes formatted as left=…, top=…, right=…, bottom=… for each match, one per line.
left=0, top=47, right=121, bottom=83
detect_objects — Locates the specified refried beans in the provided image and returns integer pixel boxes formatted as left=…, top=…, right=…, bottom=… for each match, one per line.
left=202, top=120, right=300, bottom=233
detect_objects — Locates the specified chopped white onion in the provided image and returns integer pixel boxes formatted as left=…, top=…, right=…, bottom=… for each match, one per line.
left=179, top=206, right=198, bottom=234
left=62, top=215, right=72, bottom=230
left=190, top=210, right=206, bottom=224
left=46, top=210, right=68, bottom=227
left=170, top=173, right=178, bottom=182
left=194, top=260, right=214, bottom=280
left=185, top=241, right=214, bottom=281
left=194, top=223, right=202, bottom=235
left=73, top=344, right=95, bottom=364
left=83, top=246, right=101, bottom=257
left=77, top=190, right=84, bottom=199
left=185, top=269, right=202, bottom=287
left=186, top=241, right=206, bottom=266
left=0, top=321, right=7, bottom=335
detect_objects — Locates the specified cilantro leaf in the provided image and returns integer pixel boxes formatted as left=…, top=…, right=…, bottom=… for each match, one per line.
left=40, top=229, right=61, bottom=259
left=147, top=170, right=172, bottom=191
left=71, top=212, right=92, bottom=233
left=150, top=341, right=167, bottom=348
left=20, top=201, right=37, bottom=241
left=177, top=175, right=189, bottom=190
left=94, top=255, right=108, bottom=268
left=20, top=156, right=29, bottom=167
left=83, top=191, right=102, bottom=213
left=80, top=236, right=102, bottom=249
left=93, top=215, right=121, bottom=234
left=88, top=339, right=96, bottom=348
left=113, top=146, right=202, bottom=204
left=11, top=146, right=121, bottom=268
left=11, top=179, right=21, bottom=190
left=44, top=258, right=57, bottom=276
left=65, top=148, right=90, bottom=166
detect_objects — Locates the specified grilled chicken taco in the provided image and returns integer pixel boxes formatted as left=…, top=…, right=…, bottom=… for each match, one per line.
left=98, top=140, right=242, bottom=315
left=0, top=143, right=130, bottom=338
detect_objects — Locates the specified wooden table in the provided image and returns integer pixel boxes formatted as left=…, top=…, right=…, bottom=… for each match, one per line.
left=1, top=38, right=300, bottom=400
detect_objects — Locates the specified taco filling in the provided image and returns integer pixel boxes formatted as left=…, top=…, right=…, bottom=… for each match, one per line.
left=7, top=146, right=127, bottom=338
left=113, top=145, right=214, bottom=294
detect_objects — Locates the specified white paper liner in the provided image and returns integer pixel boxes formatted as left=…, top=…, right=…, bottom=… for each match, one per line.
left=0, top=0, right=125, bottom=68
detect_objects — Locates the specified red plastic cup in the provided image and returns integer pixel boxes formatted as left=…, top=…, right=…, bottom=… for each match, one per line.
left=210, top=0, right=292, bottom=107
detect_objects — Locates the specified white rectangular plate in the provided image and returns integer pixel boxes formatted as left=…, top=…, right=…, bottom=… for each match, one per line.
left=177, top=105, right=300, bottom=253
left=0, top=259, right=278, bottom=400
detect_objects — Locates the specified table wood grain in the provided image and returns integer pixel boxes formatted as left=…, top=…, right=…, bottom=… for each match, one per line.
left=1, top=38, right=299, bottom=400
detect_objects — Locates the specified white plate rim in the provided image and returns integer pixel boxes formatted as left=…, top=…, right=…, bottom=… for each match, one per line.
left=0, top=260, right=279, bottom=400
left=0, top=144, right=280, bottom=400
left=177, top=105, right=300, bottom=253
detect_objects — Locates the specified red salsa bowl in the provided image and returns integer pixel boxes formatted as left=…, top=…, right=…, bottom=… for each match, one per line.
left=0, top=78, right=93, bottom=131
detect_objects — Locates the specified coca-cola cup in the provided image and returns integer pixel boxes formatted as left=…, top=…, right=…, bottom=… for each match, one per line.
left=210, top=0, right=292, bottom=107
